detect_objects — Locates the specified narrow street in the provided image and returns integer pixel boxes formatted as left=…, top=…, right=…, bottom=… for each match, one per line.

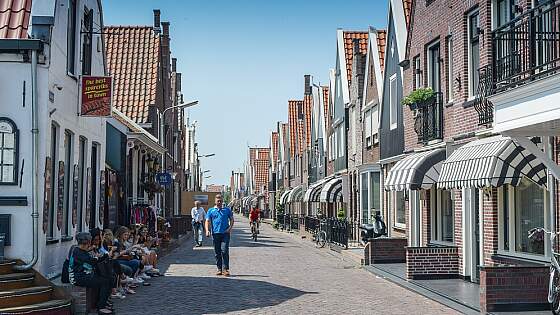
left=113, top=216, right=457, bottom=315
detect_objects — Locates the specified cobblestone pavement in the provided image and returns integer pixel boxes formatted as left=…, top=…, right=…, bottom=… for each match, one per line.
left=113, top=216, right=459, bottom=315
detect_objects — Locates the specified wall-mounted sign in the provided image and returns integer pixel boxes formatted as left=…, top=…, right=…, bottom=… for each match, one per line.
left=42, top=157, right=52, bottom=233
left=156, top=172, right=172, bottom=186
left=57, top=161, right=64, bottom=229
left=72, top=164, right=79, bottom=227
left=81, top=76, right=112, bottom=117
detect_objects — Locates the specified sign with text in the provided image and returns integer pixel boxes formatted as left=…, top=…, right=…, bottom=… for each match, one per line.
left=156, top=172, right=172, bottom=186
left=81, top=76, right=112, bottom=117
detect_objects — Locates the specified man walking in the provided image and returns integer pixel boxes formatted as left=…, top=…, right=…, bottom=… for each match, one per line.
left=191, top=201, right=206, bottom=247
left=205, top=194, right=234, bottom=276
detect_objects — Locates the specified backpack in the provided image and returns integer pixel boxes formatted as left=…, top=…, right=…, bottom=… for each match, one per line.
left=61, top=246, right=75, bottom=284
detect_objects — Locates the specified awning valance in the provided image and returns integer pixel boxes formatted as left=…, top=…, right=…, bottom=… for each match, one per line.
left=438, top=136, right=548, bottom=189
left=304, top=178, right=328, bottom=202
left=287, top=185, right=304, bottom=203
left=279, top=190, right=291, bottom=205
left=385, top=148, right=446, bottom=191
left=320, top=177, right=343, bottom=203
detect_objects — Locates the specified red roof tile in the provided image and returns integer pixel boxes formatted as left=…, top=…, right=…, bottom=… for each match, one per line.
left=376, top=30, right=387, bottom=74
left=288, top=100, right=302, bottom=158
left=322, top=87, right=330, bottom=129
left=403, top=0, right=412, bottom=28
left=104, top=26, right=160, bottom=124
left=281, top=123, right=289, bottom=159
left=272, top=132, right=279, bottom=163
left=303, top=94, right=313, bottom=149
left=0, top=0, right=31, bottom=39
left=343, top=31, right=368, bottom=86
left=253, top=159, right=269, bottom=193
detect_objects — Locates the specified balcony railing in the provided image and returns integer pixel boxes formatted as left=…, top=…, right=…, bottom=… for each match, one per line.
left=492, top=0, right=560, bottom=92
left=413, top=92, right=443, bottom=144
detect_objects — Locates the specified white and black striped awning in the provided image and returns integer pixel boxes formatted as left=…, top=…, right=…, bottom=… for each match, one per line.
left=287, top=185, right=304, bottom=203
left=438, top=136, right=548, bottom=189
left=320, top=177, right=343, bottom=203
left=279, top=190, right=291, bottom=205
left=303, top=178, right=328, bottom=202
left=385, top=148, right=446, bottom=191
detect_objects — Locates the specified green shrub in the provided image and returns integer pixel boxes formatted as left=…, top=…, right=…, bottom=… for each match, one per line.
left=401, top=87, right=435, bottom=107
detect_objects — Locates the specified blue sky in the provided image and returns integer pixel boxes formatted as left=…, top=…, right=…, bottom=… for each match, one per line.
left=103, top=0, right=387, bottom=185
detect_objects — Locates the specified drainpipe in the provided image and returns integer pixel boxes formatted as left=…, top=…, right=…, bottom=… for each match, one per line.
left=15, top=49, right=39, bottom=271
left=548, top=136, right=557, bottom=245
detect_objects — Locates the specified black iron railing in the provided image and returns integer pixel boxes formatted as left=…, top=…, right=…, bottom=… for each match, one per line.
left=474, top=65, right=495, bottom=126
left=326, top=218, right=349, bottom=248
left=492, top=0, right=560, bottom=92
left=304, top=216, right=320, bottom=232
left=413, top=92, right=444, bottom=144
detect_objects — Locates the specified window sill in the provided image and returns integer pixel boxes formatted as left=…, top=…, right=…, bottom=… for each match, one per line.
left=428, top=240, right=456, bottom=247
left=445, top=100, right=454, bottom=108
left=393, top=225, right=406, bottom=232
left=495, top=250, right=549, bottom=265
left=463, top=97, right=477, bottom=108
left=61, top=236, right=73, bottom=243
left=46, top=238, right=59, bottom=245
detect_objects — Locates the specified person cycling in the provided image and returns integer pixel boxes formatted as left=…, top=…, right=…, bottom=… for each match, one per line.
left=249, top=206, right=261, bottom=234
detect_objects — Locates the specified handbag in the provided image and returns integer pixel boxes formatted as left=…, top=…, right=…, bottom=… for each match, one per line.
left=61, top=246, right=76, bottom=284
left=95, top=256, right=113, bottom=279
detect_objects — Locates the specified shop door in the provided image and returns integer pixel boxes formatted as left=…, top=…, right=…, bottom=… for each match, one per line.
left=473, top=189, right=481, bottom=282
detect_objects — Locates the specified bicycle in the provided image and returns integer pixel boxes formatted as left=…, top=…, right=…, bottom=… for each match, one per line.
left=528, top=227, right=560, bottom=314
left=312, top=220, right=327, bottom=248
left=250, top=220, right=258, bottom=241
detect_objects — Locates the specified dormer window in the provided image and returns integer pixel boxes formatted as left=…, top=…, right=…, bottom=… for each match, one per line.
left=0, top=118, right=18, bottom=185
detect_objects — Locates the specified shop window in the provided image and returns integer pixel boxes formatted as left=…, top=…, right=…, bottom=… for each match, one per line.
left=361, top=173, right=369, bottom=224
left=361, top=171, right=381, bottom=224
left=77, top=137, right=87, bottom=232
left=0, top=118, right=18, bottom=185
left=500, top=179, right=548, bottom=257
left=48, top=124, right=59, bottom=238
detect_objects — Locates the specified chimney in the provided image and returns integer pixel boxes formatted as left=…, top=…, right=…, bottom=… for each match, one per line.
left=176, top=73, right=182, bottom=91
left=161, top=22, right=170, bottom=37
left=172, top=58, right=177, bottom=72
left=304, top=75, right=311, bottom=95
left=153, top=9, right=161, bottom=34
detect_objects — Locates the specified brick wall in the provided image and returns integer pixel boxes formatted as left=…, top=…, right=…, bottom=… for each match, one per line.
left=421, top=190, right=431, bottom=246
left=368, top=237, right=407, bottom=264
left=480, top=266, right=549, bottom=312
left=482, top=188, right=499, bottom=266
left=454, top=190, right=463, bottom=274
left=406, top=246, right=460, bottom=280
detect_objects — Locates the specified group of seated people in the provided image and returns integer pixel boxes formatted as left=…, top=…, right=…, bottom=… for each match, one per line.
left=68, top=225, right=162, bottom=314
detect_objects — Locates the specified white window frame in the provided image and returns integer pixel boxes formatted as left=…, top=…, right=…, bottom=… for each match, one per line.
left=430, top=189, right=455, bottom=245
left=413, top=55, right=421, bottom=90
left=389, top=74, right=398, bottom=130
left=497, top=184, right=551, bottom=261
left=392, top=191, right=406, bottom=229
left=351, top=108, right=356, bottom=155
left=364, top=109, right=372, bottom=148
left=427, top=41, right=441, bottom=93
left=371, top=105, right=379, bottom=144
left=360, top=171, right=381, bottom=225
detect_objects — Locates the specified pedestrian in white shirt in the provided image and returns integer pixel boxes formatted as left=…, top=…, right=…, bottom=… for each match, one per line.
left=191, top=201, right=206, bottom=247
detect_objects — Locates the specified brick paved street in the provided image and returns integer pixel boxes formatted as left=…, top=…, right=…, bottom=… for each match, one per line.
left=113, top=215, right=458, bottom=315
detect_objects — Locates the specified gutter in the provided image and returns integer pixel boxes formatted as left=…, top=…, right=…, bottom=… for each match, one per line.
left=0, top=40, right=43, bottom=271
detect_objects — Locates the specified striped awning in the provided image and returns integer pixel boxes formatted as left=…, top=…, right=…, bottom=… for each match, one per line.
left=304, top=178, right=328, bottom=202
left=438, top=136, right=548, bottom=189
left=287, top=185, right=304, bottom=203
left=320, top=177, right=343, bottom=203
left=385, top=148, right=446, bottom=191
left=279, top=190, right=291, bottom=205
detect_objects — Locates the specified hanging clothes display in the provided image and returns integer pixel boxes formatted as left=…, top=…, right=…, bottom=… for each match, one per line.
left=129, top=204, right=158, bottom=235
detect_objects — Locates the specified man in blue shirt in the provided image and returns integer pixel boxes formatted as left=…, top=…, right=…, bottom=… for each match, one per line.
left=205, top=194, right=235, bottom=276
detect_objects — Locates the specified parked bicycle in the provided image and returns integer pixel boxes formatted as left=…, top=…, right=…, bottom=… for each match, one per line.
left=528, top=227, right=560, bottom=314
left=312, top=220, right=327, bottom=248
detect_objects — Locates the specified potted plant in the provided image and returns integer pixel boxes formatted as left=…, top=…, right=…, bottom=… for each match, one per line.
left=337, top=207, right=346, bottom=220
left=401, top=87, right=436, bottom=110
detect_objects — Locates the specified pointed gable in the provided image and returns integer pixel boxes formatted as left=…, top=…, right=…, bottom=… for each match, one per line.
left=288, top=100, right=302, bottom=158
left=342, top=31, right=368, bottom=87
left=303, top=94, right=313, bottom=148
left=105, top=26, right=161, bottom=124
left=402, top=0, right=412, bottom=28
left=0, top=0, right=32, bottom=39
left=271, top=132, right=279, bottom=164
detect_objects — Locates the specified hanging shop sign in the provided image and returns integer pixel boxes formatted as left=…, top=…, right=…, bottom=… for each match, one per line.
left=81, top=76, right=112, bottom=117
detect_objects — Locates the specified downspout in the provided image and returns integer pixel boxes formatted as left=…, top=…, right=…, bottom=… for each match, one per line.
left=15, top=49, right=39, bottom=271
left=548, top=136, right=556, bottom=247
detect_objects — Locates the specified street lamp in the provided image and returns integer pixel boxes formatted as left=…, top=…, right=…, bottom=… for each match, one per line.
left=202, top=170, right=211, bottom=174
left=204, top=176, right=212, bottom=179
left=159, top=100, right=199, bottom=146
left=199, top=153, right=215, bottom=158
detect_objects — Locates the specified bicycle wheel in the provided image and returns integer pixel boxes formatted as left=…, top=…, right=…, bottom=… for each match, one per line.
left=551, top=267, right=560, bottom=314
left=316, top=231, right=327, bottom=248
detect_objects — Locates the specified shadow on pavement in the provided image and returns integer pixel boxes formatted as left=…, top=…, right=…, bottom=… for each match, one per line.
left=115, top=276, right=314, bottom=315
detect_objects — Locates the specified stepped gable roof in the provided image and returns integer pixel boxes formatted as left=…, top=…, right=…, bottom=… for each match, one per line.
left=104, top=26, right=160, bottom=124
left=0, top=0, right=32, bottom=39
